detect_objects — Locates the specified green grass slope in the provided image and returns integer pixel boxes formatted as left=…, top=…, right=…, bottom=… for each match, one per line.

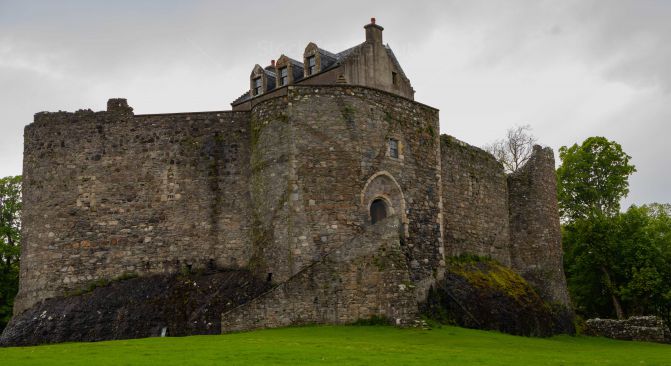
left=1, top=325, right=669, bottom=365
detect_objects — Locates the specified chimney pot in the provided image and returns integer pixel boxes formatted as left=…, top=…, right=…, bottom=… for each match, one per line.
left=364, top=18, right=383, bottom=44
left=271, top=60, right=276, bottom=66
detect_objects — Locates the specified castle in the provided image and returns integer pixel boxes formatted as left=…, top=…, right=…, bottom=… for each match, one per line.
left=12, top=19, right=569, bottom=333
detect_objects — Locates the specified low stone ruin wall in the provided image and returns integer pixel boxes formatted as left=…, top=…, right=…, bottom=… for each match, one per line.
left=584, top=316, right=670, bottom=343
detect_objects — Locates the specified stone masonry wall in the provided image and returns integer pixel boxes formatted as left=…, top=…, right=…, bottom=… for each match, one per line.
left=15, top=102, right=252, bottom=314
left=440, top=135, right=511, bottom=266
left=221, top=217, right=417, bottom=332
left=14, top=84, right=572, bottom=335
left=508, top=146, right=570, bottom=305
left=248, top=96, right=298, bottom=282
left=248, top=85, right=444, bottom=299
left=584, top=316, right=669, bottom=343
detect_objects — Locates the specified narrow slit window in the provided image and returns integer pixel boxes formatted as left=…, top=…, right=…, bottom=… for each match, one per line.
left=389, top=139, right=399, bottom=158
left=392, top=71, right=398, bottom=86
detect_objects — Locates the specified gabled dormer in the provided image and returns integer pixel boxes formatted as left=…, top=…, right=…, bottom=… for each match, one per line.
left=303, top=43, right=338, bottom=78
left=249, top=64, right=276, bottom=97
left=275, top=55, right=304, bottom=87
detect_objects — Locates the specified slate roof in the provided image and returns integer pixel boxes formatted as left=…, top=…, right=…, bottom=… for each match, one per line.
left=336, top=43, right=364, bottom=61
left=280, top=57, right=305, bottom=83
left=231, top=91, right=251, bottom=105
left=317, top=48, right=339, bottom=71
left=231, top=41, right=409, bottom=106
left=263, top=67, right=276, bottom=90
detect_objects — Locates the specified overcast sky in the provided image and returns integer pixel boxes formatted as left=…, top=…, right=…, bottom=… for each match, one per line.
left=1, top=0, right=669, bottom=208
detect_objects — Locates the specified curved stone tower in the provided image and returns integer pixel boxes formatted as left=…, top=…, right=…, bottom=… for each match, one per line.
left=508, top=146, right=570, bottom=305
left=223, top=85, right=444, bottom=330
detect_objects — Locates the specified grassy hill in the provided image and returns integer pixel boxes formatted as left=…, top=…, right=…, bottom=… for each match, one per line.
left=1, top=325, right=670, bottom=365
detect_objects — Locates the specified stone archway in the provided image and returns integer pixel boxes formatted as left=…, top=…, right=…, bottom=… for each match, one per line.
left=361, top=171, right=408, bottom=237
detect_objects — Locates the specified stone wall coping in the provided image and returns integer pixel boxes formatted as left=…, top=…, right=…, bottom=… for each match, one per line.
left=30, top=84, right=436, bottom=129
left=28, top=109, right=249, bottom=128
left=136, top=110, right=247, bottom=117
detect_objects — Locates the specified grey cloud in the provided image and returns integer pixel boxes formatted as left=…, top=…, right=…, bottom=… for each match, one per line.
left=0, top=0, right=669, bottom=207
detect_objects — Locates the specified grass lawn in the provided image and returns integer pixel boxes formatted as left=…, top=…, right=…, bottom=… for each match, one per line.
left=1, top=325, right=670, bottom=365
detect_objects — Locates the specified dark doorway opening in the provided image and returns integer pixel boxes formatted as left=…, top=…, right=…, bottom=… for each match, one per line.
left=370, top=199, right=388, bottom=224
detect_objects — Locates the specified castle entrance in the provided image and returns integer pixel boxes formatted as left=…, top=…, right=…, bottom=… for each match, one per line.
left=361, top=171, right=408, bottom=237
left=370, top=198, right=388, bottom=224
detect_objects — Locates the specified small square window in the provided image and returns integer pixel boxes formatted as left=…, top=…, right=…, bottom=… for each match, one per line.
left=253, top=77, right=263, bottom=95
left=389, top=139, right=399, bottom=158
left=279, top=67, right=288, bottom=86
left=307, top=56, right=317, bottom=75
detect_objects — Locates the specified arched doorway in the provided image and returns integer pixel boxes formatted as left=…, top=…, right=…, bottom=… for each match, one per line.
left=370, top=198, right=388, bottom=224
left=360, top=171, right=409, bottom=237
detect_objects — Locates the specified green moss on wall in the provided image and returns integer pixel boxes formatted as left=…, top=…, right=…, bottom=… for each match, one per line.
left=421, top=255, right=575, bottom=336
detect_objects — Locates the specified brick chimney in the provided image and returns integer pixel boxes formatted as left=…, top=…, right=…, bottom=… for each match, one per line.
left=364, top=17, right=384, bottom=45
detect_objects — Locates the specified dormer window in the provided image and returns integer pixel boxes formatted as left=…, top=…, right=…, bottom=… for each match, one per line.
left=279, top=67, right=288, bottom=86
left=307, top=56, right=317, bottom=75
left=253, top=77, right=262, bottom=95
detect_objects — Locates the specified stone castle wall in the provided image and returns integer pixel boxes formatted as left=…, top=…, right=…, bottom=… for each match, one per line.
left=439, top=137, right=568, bottom=306
left=14, top=84, right=568, bottom=325
left=440, top=135, right=511, bottom=266
left=15, top=104, right=253, bottom=314
left=250, top=86, right=444, bottom=293
left=508, top=146, right=570, bottom=305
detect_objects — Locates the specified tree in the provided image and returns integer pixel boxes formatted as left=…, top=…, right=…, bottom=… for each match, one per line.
left=644, top=203, right=671, bottom=217
left=483, top=124, right=538, bottom=173
left=564, top=205, right=671, bottom=322
left=0, top=176, right=21, bottom=331
left=558, top=137, right=671, bottom=324
left=563, top=213, right=627, bottom=319
left=556, top=137, right=636, bottom=222
left=621, top=205, right=671, bottom=326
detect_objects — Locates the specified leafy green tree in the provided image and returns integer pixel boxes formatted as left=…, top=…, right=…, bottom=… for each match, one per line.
left=0, top=176, right=21, bottom=331
left=619, top=205, right=671, bottom=326
left=557, top=137, right=636, bottom=221
left=559, top=137, right=671, bottom=325
left=564, top=205, right=671, bottom=322
left=563, top=213, right=626, bottom=319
